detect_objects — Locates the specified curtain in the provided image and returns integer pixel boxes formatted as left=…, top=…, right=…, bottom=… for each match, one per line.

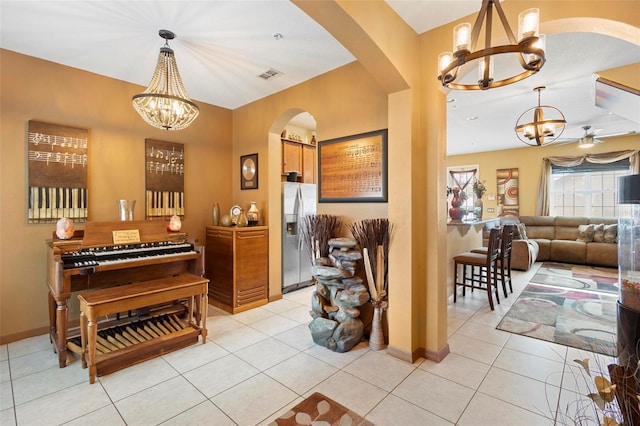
left=535, top=150, right=639, bottom=215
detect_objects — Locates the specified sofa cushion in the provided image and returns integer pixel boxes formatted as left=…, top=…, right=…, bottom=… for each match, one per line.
left=511, top=239, right=539, bottom=271
left=604, top=224, right=618, bottom=243
left=556, top=216, right=589, bottom=240
left=551, top=240, right=587, bottom=264
left=514, top=223, right=528, bottom=240
left=587, top=242, right=618, bottom=268
left=593, top=223, right=605, bottom=242
left=577, top=224, right=596, bottom=242
left=520, top=216, right=555, bottom=239
left=533, top=238, right=551, bottom=261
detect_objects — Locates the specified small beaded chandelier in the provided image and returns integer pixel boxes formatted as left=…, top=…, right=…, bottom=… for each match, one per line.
left=132, top=30, right=199, bottom=131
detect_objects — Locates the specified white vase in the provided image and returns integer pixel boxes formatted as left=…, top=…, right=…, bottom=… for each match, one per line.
left=369, top=306, right=386, bottom=350
left=247, top=201, right=260, bottom=226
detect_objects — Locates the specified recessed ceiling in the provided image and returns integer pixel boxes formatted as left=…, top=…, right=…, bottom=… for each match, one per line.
left=1, top=1, right=638, bottom=155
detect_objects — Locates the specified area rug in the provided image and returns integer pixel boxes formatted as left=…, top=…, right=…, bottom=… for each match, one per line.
left=270, top=392, right=374, bottom=426
left=530, top=262, right=619, bottom=294
left=497, top=262, right=618, bottom=356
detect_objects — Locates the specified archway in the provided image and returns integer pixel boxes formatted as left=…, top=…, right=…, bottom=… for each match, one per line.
left=266, top=108, right=317, bottom=301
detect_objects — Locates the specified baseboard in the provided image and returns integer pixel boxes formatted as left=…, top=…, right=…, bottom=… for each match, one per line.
left=386, top=343, right=451, bottom=363
left=422, top=343, right=450, bottom=362
left=269, top=293, right=283, bottom=302
left=0, top=326, right=49, bottom=345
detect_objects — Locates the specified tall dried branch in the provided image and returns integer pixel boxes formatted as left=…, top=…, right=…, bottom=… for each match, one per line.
left=300, top=214, right=343, bottom=263
left=350, top=218, right=393, bottom=295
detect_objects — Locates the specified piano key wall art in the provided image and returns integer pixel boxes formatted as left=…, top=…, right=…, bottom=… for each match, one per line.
left=27, top=120, right=89, bottom=223
left=145, top=139, right=185, bottom=219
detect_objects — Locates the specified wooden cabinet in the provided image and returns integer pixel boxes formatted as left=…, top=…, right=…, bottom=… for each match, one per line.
left=282, top=139, right=316, bottom=183
left=204, top=226, right=269, bottom=314
left=282, top=140, right=302, bottom=175
left=302, top=144, right=315, bottom=183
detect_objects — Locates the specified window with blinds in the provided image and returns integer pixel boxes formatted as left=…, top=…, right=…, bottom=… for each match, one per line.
left=550, top=158, right=630, bottom=217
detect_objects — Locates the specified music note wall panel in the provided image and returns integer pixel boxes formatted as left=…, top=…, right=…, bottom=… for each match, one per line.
left=27, top=121, right=89, bottom=223
left=145, top=139, right=185, bottom=219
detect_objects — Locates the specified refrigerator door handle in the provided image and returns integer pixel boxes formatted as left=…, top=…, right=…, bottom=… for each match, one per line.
left=297, top=186, right=304, bottom=251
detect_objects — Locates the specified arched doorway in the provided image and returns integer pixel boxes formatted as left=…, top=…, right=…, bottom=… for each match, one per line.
left=266, top=109, right=317, bottom=300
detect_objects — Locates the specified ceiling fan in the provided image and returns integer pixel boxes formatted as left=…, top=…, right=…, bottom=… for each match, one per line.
left=557, top=125, right=637, bottom=148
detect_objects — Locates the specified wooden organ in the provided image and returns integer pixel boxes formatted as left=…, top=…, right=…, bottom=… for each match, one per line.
left=46, top=220, right=207, bottom=373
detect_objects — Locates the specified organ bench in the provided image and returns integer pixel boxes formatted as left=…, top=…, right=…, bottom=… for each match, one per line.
left=78, top=273, right=208, bottom=384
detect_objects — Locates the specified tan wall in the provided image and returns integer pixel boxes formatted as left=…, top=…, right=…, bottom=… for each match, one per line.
left=231, top=61, right=389, bottom=301
left=446, top=136, right=639, bottom=217
left=0, top=49, right=233, bottom=341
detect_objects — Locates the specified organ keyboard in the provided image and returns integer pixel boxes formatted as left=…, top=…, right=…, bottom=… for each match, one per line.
left=47, top=220, right=205, bottom=369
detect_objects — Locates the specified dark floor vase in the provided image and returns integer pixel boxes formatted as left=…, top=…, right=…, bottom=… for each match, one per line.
left=617, top=301, right=640, bottom=384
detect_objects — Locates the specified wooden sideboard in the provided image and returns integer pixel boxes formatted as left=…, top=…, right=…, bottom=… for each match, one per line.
left=204, top=226, right=269, bottom=313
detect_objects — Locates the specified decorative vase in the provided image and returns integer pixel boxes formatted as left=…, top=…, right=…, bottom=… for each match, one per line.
left=247, top=201, right=260, bottom=226
left=474, top=198, right=483, bottom=220
left=118, top=199, right=135, bottom=221
left=369, top=306, right=386, bottom=350
left=448, top=188, right=465, bottom=221
left=237, top=211, right=248, bottom=227
left=212, top=202, right=220, bottom=226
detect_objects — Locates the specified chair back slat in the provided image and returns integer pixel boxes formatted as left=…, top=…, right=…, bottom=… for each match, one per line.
left=501, top=224, right=515, bottom=258
left=487, top=228, right=501, bottom=263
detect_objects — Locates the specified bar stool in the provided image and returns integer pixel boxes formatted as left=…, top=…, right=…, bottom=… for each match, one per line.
left=453, top=227, right=501, bottom=310
left=472, top=224, right=515, bottom=297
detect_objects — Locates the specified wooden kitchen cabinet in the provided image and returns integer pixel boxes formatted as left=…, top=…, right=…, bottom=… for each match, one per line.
left=204, top=226, right=269, bottom=314
left=282, top=140, right=302, bottom=175
left=282, top=139, right=316, bottom=183
left=302, top=144, right=315, bottom=183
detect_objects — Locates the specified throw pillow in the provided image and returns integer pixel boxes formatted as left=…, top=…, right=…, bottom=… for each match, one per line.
left=577, top=224, right=595, bottom=242
left=603, top=224, right=618, bottom=243
left=514, top=223, right=528, bottom=240
left=593, top=223, right=605, bottom=243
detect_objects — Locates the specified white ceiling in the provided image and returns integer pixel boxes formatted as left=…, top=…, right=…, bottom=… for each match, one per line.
left=1, top=1, right=638, bottom=155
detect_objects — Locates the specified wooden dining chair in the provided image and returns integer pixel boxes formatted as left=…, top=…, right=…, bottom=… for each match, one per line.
left=471, top=224, right=515, bottom=298
left=453, top=227, right=501, bottom=310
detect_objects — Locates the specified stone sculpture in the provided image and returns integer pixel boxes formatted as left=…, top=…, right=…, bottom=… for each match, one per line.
left=308, top=237, right=370, bottom=352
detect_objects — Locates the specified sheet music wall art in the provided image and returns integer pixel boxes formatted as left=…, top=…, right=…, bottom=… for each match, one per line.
left=27, top=120, right=89, bottom=223
left=145, top=139, right=185, bottom=219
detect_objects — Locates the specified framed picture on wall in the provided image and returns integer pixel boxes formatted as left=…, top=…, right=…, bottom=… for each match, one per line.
left=318, top=129, right=388, bottom=203
left=241, top=153, right=258, bottom=190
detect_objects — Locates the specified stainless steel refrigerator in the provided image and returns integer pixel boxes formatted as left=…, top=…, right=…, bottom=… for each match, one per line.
left=282, top=182, right=317, bottom=293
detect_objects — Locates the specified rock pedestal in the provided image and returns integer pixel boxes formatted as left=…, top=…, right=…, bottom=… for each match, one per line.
left=308, top=238, right=369, bottom=352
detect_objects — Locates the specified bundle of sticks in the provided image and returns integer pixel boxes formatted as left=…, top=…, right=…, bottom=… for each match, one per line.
left=350, top=218, right=393, bottom=307
left=300, top=214, right=343, bottom=263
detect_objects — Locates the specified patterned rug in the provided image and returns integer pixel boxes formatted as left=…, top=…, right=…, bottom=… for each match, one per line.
left=270, top=392, right=373, bottom=426
left=497, top=262, right=619, bottom=356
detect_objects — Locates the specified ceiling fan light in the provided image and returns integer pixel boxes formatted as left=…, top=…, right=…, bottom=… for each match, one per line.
left=578, top=138, right=595, bottom=149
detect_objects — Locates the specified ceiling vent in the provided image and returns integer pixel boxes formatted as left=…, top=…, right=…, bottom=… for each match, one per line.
left=258, top=68, right=283, bottom=80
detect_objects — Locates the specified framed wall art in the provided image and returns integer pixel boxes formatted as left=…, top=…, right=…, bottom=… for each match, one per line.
left=145, top=139, right=185, bottom=219
left=318, top=129, right=388, bottom=203
left=497, top=168, right=519, bottom=217
left=241, top=153, right=258, bottom=190
left=27, top=120, right=89, bottom=223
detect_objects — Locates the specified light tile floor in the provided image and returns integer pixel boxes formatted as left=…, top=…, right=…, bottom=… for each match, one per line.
left=0, top=263, right=617, bottom=425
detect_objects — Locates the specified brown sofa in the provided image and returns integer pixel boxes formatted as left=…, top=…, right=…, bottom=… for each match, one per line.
left=487, top=216, right=618, bottom=271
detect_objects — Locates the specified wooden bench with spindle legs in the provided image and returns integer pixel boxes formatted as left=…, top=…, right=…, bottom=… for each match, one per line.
left=78, top=273, right=208, bottom=384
